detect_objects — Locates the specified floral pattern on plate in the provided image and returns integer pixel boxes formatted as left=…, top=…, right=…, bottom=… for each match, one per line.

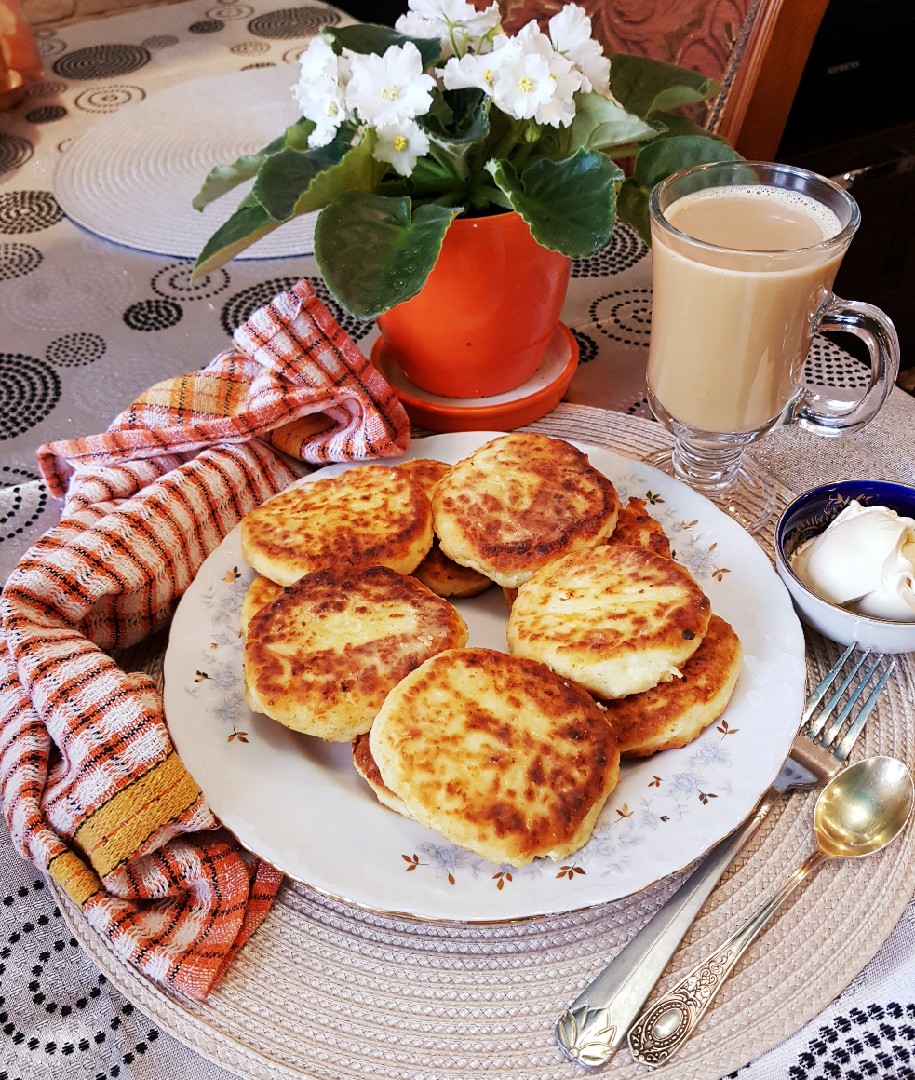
left=164, top=432, right=807, bottom=921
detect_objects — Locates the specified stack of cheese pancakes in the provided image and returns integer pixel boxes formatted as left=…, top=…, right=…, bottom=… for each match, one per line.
left=240, top=434, right=742, bottom=868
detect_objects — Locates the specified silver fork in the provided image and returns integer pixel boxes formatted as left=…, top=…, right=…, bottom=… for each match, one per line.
left=555, top=644, right=896, bottom=1070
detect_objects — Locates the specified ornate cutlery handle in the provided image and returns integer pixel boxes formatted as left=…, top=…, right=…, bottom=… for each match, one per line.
left=627, top=850, right=826, bottom=1067
left=555, top=790, right=779, bottom=1069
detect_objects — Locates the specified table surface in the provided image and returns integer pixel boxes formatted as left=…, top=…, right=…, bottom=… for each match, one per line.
left=2, top=2, right=914, bottom=1079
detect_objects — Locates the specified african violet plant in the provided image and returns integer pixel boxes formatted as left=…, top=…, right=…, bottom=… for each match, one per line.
left=192, top=0, right=738, bottom=320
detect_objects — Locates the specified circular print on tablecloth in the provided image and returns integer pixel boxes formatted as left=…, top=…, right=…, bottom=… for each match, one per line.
left=210, top=3, right=255, bottom=18
left=0, top=242, right=42, bottom=280
left=804, top=334, right=871, bottom=389
left=0, top=191, right=63, bottom=234
left=0, top=134, right=34, bottom=176
left=0, top=354, right=62, bottom=439
left=625, top=394, right=653, bottom=420
left=52, top=44, right=152, bottom=80
left=572, top=222, right=646, bottom=279
left=46, top=332, right=107, bottom=368
left=0, top=877, right=166, bottom=1074
left=73, top=85, right=145, bottom=113
left=221, top=277, right=373, bottom=342
left=232, top=40, right=270, bottom=54
left=123, top=298, right=184, bottom=332
left=24, top=104, right=67, bottom=124
left=589, top=288, right=652, bottom=347
left=25, top=79, right=68, bottom=98
left=35, top=32, right=66, bottom=59
left=570, top=328, right=598, bottom=365
left=242, top=61, right=275, bottom=69
left=141, top=34, right=179, bottom=49
left=0, top=479, right=48, bottom=542
left=282, top=43, right=312, bottom=62
left=0, top=462, right=40, bottom=485
left=151, top=263, right=230, bottom=301
left=189, top=19, right=224, bottom=33
left=248, top=6, right=341, bottom=39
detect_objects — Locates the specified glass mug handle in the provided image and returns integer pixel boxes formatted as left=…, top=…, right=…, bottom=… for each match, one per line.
left=789, top=295, right=901, bottom=435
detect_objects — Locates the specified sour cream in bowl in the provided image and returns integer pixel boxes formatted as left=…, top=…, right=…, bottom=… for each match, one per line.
left=775, top=480, right=915, bottom=654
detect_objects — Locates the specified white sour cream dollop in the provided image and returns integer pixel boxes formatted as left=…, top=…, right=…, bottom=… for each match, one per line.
left=790, top=500, right=915, bottom=620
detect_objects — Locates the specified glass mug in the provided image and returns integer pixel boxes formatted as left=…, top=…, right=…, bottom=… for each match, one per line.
left=644, top=160, right=900, bottom=532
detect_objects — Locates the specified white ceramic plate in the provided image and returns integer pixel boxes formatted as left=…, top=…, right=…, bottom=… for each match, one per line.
left=163, top=432, right=806, bottom=921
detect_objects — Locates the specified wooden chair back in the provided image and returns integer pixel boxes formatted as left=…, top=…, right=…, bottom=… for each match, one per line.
left=498, top=0, right=830, bottom=160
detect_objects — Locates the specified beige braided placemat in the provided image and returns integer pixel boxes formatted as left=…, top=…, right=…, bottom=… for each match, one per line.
left=52, top=407, right=915, bottom=1080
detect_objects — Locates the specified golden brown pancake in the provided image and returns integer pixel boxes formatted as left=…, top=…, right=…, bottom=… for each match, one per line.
left=397, top=458, right=493, bottom=598
left=506, top=543, right=711, bottom=698
left=597, top=614, right=742, bottom=757
left=432, top=433, right=620, bottom=588
left=351, top=732, right=410, bottom=816
left=240, top=465, right=433, bottom=586
left=240, top=574, right=284, bottom=635
left=369, top=647, right=620, bottom=866
left=607, top=497, right=673, bottom=560
left=244, top=564, right=468, bottom=741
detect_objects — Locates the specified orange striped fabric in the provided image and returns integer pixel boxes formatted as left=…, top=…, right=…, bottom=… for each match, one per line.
left=0, top=280, right=411, bottom=1000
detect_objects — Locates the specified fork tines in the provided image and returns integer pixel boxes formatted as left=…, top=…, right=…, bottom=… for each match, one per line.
left=801, top=643, right=896, bottom=762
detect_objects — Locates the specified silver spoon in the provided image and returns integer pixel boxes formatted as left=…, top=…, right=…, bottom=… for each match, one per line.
left=627, top=755, right=914, bottom=1069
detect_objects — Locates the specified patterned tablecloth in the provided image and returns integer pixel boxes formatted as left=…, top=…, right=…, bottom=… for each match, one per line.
left=2, top=2, right=915, bottom=1079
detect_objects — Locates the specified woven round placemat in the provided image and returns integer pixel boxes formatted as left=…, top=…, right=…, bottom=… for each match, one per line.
left=53, top=407, right=915, bottom=1080
left=54, top=67, right=317, bottom=260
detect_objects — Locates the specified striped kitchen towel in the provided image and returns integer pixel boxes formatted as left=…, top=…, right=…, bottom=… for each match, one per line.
left=0, top=279, right=410, bottom=1000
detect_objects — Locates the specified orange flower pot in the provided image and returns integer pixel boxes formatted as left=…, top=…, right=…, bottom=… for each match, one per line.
left=375, top=211, right=572, bottom=399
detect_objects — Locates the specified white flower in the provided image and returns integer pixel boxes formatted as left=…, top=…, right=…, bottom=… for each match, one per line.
left=373, top=121, right=430, bottom=175
left=344, top=41, right=435, bottom=127
left=534, top=50, right=582, bottom=127
left=440, top=50, right=497, bottom=94
left=490, top=32, right=556, bottom=121
left=291, top=36, right=349, bottom=147
left=489, top=23, right=582, bottom=127
left=396, top=0, right=501, bottom=58
left=548, top=3, right=611, bottom=95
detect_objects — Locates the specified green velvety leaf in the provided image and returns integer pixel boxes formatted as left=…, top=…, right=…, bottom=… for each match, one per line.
left=192, top=120, right=312, bottom=211
left=487, top=149, right=624, bottom=258
left=615, top=178, right=651, bottom=246
left=610, top=54, right=719, bottom=118
left=252, top=126, right=378, bottom=221
left=569, top=91, right=660, bottom=156
left=615, top=134, right=743, bottom=245
left=315, top=193, right=458, bottom=319
left=322, top=23, right=442, bottom=68
left=421, top=88, right=490, bottom=144
left=193, top=196, right=279, bottom=278
left=633, top=133, right=742, bottom=190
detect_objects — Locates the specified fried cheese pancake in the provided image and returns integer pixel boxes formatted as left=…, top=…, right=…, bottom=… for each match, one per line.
left=241, top=465, right=433, bottom=586
left=369, top=648, right=620, bottom=867
left=598, top=615, right=743, bottom=757
left=397, top=458, right=492, bottom=598
left=506, top=544, right=711, bottom=698
left=432, top=433, right=620, bottom=588
left=503, top=498, right=672, bottom=613
left=607, top=496, right=672, bottom=560
left=244, top=564, right=468, bottom=741
left=240, top=574, right=284, bottom=635
left=351, top=732, right=410, bottom=817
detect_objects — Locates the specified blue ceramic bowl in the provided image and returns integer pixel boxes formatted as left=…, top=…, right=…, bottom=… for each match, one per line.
left=775, top=479, right=915, bottom=654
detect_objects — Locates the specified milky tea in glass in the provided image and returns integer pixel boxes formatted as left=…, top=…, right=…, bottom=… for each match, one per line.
left=649, top=182, right=847, bottom=434
left=648, top=161, right=901, bottom=448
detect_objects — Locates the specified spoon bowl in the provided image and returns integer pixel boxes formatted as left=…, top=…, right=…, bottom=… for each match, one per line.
left=814, top=755, right=915, bottom=859
left=628, top=755, right=914, bottom=1067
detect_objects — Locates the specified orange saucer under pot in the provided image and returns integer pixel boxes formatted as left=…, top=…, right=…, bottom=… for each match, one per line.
left=373, top=323, right=579, bottom=433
